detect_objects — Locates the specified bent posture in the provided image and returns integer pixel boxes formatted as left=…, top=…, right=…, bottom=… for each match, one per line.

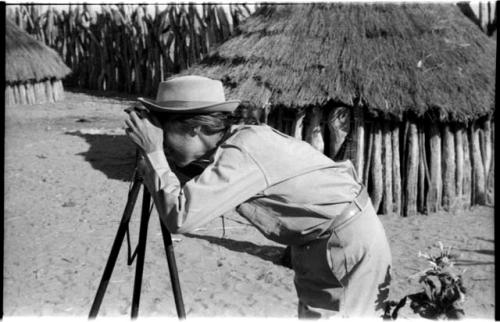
left=125, top=75, right=392, bottom=318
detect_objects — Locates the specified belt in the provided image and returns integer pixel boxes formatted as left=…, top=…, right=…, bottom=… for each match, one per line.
left=329, top=186, right=370, bottom=231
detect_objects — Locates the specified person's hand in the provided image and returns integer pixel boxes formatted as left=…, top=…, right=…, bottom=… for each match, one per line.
left=125, top=110, right=164, bottom=154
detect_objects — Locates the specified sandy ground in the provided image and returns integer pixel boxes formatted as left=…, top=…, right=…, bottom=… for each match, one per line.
left=3, top=90, right=495, bottom=319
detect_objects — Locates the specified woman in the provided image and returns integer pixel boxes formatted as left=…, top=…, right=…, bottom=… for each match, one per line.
left=125, top=75, right=392, bottom=318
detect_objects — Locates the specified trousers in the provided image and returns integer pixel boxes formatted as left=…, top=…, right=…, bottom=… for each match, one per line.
left=291, top=201, right=392, bottom=318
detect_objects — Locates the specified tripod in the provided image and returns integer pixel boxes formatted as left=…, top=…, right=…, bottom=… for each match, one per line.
left=89, top=158, right=186, bottom=319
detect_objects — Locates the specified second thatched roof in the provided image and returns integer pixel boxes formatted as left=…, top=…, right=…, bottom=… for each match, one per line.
left=186, top=3, right=496, bottom=122
left=5, top=19, right=71, bottom=84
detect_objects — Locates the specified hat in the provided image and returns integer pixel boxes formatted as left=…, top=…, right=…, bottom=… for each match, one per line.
left=138, top=75, right=240, bottom=113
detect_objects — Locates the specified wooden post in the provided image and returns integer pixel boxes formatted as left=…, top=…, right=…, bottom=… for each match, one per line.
left=482, top=116, right=492, bottom=183
left=442, top=124, right=456, bottom=211
left=18, top=83, right=27, bottom=105
left=426, top=123, right=442, bottom=213
left=417, top=124, right=427, bottom=214
left=392, top=124, right=402, bottom=216
left=486, top=119, right=494, bottom=205
left=381, top=121, right=393, bottom=215
left=470, top=121, right=486, bottom=205
left=13, top=84, right=20, bottom=104
left=462, top=127, right=472, bottom=208
left=292, top=110, right=305, bottom=140
left=363, top=122, right=373, bottom=187
left=305, top=107, right=325, bottom=153
left=5, top=85, right=14, bottom=105
left=34, top=82, right=47, bottom=104
left=44, top=80, right=55, bottom=103
left=454, top=125, right=464, bottom=207
left=354, top=104, right=365, bottom=181
left=370, top=122, right=383, bottom=213
left=326, top=106, right=350, bottom=160
left=25, top=83, right=35, bottom=104
left=403, top=120, right=419, bottom=217
left=52, top=80, right=64, bottom=101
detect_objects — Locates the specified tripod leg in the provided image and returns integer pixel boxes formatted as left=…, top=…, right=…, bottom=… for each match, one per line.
left=159, top=212, right=187, bottom=319
left=89, top=178, right=142, bottom=319
left=130, top=187, right=152, bottom=318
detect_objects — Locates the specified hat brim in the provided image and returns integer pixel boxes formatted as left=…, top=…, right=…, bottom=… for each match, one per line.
left=138, top=97, right=240, bottom=114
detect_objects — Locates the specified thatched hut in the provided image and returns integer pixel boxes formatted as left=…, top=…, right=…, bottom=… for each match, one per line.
left=5, top=19, right=71, bottom=105
left=183, top=3, right=496, bottom=216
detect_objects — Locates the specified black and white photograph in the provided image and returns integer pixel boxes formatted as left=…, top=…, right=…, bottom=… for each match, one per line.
left=3, top=1, right=496, bottom=320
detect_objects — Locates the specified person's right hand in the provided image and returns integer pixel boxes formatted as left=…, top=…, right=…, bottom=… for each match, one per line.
left=125, top=110, right=164, bottom=154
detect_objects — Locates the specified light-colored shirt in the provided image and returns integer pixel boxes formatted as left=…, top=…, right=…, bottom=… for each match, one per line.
left=143, top=124, right=362, bottom=245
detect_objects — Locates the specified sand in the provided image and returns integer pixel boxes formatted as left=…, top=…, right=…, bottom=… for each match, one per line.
left=3, top=90, right=495, bottom=319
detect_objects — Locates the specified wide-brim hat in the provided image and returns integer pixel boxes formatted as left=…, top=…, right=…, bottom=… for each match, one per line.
left=138, top=75, right=240, bottom=114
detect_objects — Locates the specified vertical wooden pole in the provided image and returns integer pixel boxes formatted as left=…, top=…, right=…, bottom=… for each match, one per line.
left=363, top=122, right=373, bottom=187
left=426, top=123, right=442, bottom=213
left=327, top=106, right=350, bottom=160
left=454, top=125, right=464, bottom=207
left=305, top=107, right=325, bottom=153
left=292, top=110, right=305, bottom=140
left=403, top=120, right=419, bottom=217
left=354, top=104, right=365, bottom=181
left=5, top=85, right=14, bottom=105
left=482, top=117, right=492, bottom=183
left=392, top=124, right=401, bottom=216
left=462, top=127, right=472, bottom=208
left=370, top=122, right=383, bottom=213
left=18, top=83, right=27, bottom=105
left=442, top=124, right=456, bottom=211
left=381, top=121, right=393, bottom=215
left=486, top=119, right=494, bottom=204
left=470, top=121, right=486, bottom=205
left=417, top=124, right=426, bottom=214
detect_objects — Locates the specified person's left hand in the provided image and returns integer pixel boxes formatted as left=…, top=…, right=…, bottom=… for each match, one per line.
left=125, top=110, right=164, bottom=154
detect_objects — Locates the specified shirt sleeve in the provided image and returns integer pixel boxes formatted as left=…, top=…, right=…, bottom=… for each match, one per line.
left=143, top=143, right=267, bottom=234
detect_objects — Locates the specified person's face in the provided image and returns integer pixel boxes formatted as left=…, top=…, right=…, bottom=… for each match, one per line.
left=163, top=125, right=207, bottom=168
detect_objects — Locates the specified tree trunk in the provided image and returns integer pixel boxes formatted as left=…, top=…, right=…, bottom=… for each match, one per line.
left=305, top=107, right=324, bottom=153
left=454, top=125, right=464, bottom=207
left=470, top=121, right=486, bottom=205
left=392, top=125, right=402, bottom=216
left=370, top=122, right=383, bottom=213
left=292, top=110, right=305, bottom=140
left=426, top=123, right=442, bottom=213
left=381, top=121, right=393, bottom=215
left=403, top=120, right=419, bottom=217
left=462, top=128, right=472, bottom=208
left=442, top=124, right=456, bottom=211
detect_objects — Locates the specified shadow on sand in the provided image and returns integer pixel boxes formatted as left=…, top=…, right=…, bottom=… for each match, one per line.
left=185, top=233, right=290, bottom=268
left=66, top=131, right=137, bottom=181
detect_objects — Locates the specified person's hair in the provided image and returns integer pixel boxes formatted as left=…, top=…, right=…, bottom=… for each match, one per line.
left=155, top=101, right=262, bottom=135
left=159, top=112, right=234, bottom=135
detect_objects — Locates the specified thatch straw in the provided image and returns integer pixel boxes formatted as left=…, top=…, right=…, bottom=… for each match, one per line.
left=185, top=3, right=495, bottom=123
left=5, top=19, right=71, bottom=84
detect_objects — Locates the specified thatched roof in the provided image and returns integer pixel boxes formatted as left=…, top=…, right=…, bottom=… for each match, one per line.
left=185, top=3, right=496, bottom=122
left=5, top=19, right=71, bottom=84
